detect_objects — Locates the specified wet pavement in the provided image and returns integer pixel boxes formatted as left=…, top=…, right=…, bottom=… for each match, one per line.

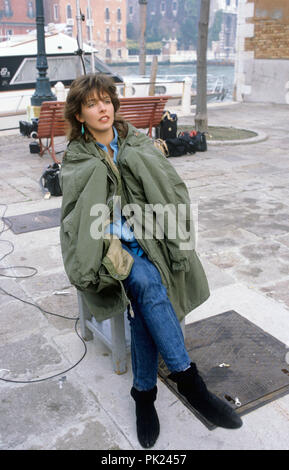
left=0, top=101, right=289, bottom=450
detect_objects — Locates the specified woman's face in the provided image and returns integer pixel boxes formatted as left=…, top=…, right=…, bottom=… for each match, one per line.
left=76, top=90, right=114, bottom=142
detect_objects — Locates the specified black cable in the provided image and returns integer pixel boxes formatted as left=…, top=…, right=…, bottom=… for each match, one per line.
left=0, top=203, right=88, bottom=384
left=0, top=127, right=19, bottom=132
left=0, top=318, right=87, bottom=384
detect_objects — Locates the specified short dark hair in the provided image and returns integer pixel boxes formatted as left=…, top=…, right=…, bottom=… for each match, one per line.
left=64, top=73, right=128, bottom=141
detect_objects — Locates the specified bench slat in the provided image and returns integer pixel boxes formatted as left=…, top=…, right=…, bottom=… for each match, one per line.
left=37, top=96, right=171, bottom=163
left=118, top=95, right=170, bottom=135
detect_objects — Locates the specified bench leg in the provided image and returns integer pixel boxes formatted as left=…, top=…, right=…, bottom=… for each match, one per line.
left=38, top=137, right=45, bottom=157
left=77, top=290, right=93, bottom=341
left=50, top=135, right=60, bottom=164
left=110, top=314, right=128, bottom=375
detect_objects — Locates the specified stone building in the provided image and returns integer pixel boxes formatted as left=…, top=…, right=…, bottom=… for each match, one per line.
left=0, top=0, right=36, bottom=37
left=234, top=0, right=289, bottom=103
left=127, top=0, right=194, bottom=46
left=0, top=0, right=128, bottom=62
left=210, top=0, right=238, bottom=60
left=44, top=0, right=127, bottom=62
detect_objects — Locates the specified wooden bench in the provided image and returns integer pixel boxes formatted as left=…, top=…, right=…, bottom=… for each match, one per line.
left=37, top=95, right=170, bottom=163
left=118, top=96, right=171, bottom=137
left=37, top=101, right=67, bottom=164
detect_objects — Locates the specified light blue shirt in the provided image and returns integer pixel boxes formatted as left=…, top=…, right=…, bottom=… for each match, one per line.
left=96, top=127, right=144, bottom=257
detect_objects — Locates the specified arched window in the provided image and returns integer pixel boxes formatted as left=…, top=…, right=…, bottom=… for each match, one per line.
left=105, top=8, right=110, bottom=22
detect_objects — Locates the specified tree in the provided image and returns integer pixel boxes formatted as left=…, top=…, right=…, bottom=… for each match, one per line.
left=177, top=0, right=200, bottom=50
left=195, top=0, right=210, bottom=132
left=145, top=0, right=200, bottom=50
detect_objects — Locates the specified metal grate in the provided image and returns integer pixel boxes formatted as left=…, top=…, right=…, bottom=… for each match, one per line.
left=4, top=208, right=61, bottom=234
left=158, top=310, right=289, bottom=430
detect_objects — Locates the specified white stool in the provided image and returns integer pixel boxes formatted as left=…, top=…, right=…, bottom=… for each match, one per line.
left=77, top=290, right=186, bottom=375
left=77, top=290, right=130, bottom=374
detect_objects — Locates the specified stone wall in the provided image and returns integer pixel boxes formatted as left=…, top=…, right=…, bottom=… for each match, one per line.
left=234, top=0, right=289, bottom=104
left=245, top=0, right=289, bottom=59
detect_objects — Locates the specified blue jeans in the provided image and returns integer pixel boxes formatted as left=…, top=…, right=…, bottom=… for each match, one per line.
left=122, top=244, right=191, bottom=391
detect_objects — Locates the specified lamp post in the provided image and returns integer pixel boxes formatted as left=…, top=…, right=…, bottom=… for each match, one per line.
left=31, top=0, right=56, bottom=106
left=138, top=0, right=148, bottom=76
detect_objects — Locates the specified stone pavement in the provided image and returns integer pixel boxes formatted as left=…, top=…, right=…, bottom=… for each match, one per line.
left=0, top=102, right=289, bottom=450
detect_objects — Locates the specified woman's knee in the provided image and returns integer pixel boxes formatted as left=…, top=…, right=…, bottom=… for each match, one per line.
left=129, top=261, right=161, bottom=295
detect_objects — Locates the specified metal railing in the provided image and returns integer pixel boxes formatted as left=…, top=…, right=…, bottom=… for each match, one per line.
left=0, top=92, right=34, bottom=116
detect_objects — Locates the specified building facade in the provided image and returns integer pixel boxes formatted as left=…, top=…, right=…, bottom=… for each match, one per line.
left=234, top=0, right=289, bottom=103
left=127, top=0, right=182, bottom=37
left=0, top=0, right=36, bottom=38
left=127, top=0, right=196, bottom=47
left=0, top=0, right=127, bottom=62
left=210, top=0, right=238, bottom=60
left=47, top=0, right=128, bottom=62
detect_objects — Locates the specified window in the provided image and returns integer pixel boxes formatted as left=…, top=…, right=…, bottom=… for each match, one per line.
left=4, top=0, right=13, bottom=17
left=66, top=4, right=72, bottom=19
left=105, top=49, right=111, bottom=59
left=160, top=1, right=165, bottom=14
left=117, top=8, right=121, bottom=22
left=106, top=28, right=110, bottom=44
left=105, top=8, right=110, bottom=22
left=172, top=1, right=178, bottom=16
left=53, top=4, right=59, bottom=21
left=129, top=6, right=133, bottom=15
left=226, top=0, right=230, bottom=6
left=155, top=85, right=166, bottom=95
left=27, top=1, right=35, bottom=19
left=117, top=49, right=122, bottom=58
left=117, top=28, right=121, bottom=42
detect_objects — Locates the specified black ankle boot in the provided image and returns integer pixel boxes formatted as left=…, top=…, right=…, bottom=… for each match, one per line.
left=130, top=386, right=160, bottom=448
left=168, top=363, right=243, bottom=429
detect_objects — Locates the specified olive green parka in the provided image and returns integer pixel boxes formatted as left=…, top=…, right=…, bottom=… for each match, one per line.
left=59, top=123, right=210, bottom=322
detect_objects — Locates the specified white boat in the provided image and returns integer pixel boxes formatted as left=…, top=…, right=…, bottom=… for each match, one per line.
left=0, top=30, right=122, bottom=114
left=117, top=74, right=227, bottom=105
left=0, top=30, right=122, bottom=91
left=0, top=30, right=227, bottom=115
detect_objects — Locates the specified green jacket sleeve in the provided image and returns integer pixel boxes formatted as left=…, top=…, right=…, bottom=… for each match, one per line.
left=59, top=152, right=109, bottom=289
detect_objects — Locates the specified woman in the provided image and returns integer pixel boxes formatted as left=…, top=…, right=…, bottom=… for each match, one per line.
left=60, top=73, right=242, bottom=448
